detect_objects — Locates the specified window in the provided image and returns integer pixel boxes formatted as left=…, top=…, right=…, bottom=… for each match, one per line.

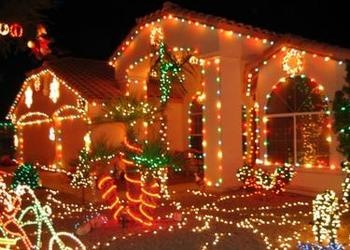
left=189, top=98, right=203, bottom=160
left=264, top=75, right=330, bottom=167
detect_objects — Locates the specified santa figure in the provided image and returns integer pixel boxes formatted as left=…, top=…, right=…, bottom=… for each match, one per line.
left=27, top=24, right=51, bottom=59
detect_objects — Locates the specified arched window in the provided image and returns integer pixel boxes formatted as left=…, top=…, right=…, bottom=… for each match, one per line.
left=189, top=97, right=203, bottom=161
left=264, top=75, right=330, bottom=167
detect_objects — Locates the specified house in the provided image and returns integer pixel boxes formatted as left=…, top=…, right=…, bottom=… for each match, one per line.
left=7, top=58, right=125, bottom=168
left=8, top=2, right=350, bottom=194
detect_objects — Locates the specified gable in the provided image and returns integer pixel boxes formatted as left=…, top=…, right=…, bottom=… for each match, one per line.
left=109, top=2, right=350, bottom=83
left=8, top=70, right=86, bottom=123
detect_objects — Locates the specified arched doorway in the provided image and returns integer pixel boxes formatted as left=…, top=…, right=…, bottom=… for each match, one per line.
left=53, top=106, right=88, bottom=168
left=264, top=75, right=330, bottom=167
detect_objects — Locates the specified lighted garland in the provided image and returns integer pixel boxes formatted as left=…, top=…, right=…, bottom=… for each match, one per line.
left=149, top=27, right=186, bottom=104
left=340, top=161, right=350, bottom=204
left=11, top=164, right=40, bottom=190
left=312, top=190, right=341, bottom=245
left=236, top=163, right=294, bottom=193
left=98, top=96, right=160, bottom=126
left=128, top=141, right=182, bottom=173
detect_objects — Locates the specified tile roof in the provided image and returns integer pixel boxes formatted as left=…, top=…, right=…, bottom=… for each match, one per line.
left=110, top=2, right=350, bottom=61
left=37, top=57, right=121, bottom=101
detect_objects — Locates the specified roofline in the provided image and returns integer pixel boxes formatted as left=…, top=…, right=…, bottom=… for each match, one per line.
left=6, top=68, right=88, bottom=121
left=109, top=2, right=350, bottom=65
left=245, top=37, right=350, bottom=77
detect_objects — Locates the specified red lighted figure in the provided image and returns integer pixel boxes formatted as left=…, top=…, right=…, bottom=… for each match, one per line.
left=0, top=183, right=33, bottom=250
left=27, top=24, right=51, bottom=59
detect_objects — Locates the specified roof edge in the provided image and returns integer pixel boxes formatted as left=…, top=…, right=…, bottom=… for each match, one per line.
left=109, top=2, right=350, bottom=64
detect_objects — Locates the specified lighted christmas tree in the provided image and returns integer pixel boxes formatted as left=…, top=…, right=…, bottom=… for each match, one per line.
left=70, top=148, right=94, bottom=189
left=11, top=163, right=40, bottom=189
left=332, top=60, right=350, bottom=160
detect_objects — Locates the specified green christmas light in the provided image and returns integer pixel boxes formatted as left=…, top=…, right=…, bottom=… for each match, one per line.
left=99, top=96, right=159, bottom=126
left=11, top=164, right=40, bottom=189
left=332, top=60, right=350, bottom=159
left=158, top=43, right=183, bottom=104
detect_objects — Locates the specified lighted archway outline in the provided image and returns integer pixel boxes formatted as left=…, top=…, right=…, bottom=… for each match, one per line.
left=262, top=75, right=332, bottom=168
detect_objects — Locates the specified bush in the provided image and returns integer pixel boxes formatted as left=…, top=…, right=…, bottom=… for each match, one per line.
left=11, top=164, right=41, bottom=189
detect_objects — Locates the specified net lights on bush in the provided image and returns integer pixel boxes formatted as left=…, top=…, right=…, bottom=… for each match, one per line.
left=236, top=163, right=294, bottom=193
left=312, top=190, right=341, bottom=245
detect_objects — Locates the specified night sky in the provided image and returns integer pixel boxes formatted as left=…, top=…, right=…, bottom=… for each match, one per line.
left=1, top=0, right=349, bottom=120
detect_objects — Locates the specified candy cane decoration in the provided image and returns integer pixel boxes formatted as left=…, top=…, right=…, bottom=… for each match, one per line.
left=97, top=175, right=124, bottom=220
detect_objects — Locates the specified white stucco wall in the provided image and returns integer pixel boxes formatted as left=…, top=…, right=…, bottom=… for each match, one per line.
left=112, top=17, right=347, bottom=192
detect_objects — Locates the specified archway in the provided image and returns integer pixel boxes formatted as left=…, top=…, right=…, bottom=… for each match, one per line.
left=264, top=75, right=330, bottom=167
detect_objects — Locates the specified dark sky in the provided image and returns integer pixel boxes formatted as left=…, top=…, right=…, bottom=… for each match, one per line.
left=49, top=0, right=350, bottom=59
left=1, top=0, right=350, bottom=119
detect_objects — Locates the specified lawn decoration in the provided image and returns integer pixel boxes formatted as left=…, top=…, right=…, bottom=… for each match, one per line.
left=0, top=182, right=86, bottom=249
left=236, top=163, right=294, bottom=193
left=11, top=164, right=40, bottom=189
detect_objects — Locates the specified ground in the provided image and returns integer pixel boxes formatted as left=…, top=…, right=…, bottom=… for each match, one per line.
left=1, top=167, right=349, bottom=250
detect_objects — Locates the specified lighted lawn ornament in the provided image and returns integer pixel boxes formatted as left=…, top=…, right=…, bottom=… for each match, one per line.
left=0, top=182, right=31, bottom=250
left=96, top=138, right=171, bottom=227
left=298, top=190, right=344, bottom=249
left=27, top=24, right=51, bottom=59
left=11, top=163, right=41, bottom=189
left=312, top=190, right=341, bottom=244
left=236, top=163, right=294, bottom=194
left=98, top=175, right=124, bottom=220
left=75, top=213, right=107, bottom=236
left=0, top=22, right=23, bottom=38
left=0, top=183, right=86, bottom=250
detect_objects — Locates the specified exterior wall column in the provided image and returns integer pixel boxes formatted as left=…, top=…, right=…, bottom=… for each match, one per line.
left=16, top=124, right=24, bottom=164
left=220, top=57, right=243, bottom=188
left=54, top=119, right=63, bottom=167
left=202, top=56, right=243, bottom=188
left=202, top=57, right=222, bottom=187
